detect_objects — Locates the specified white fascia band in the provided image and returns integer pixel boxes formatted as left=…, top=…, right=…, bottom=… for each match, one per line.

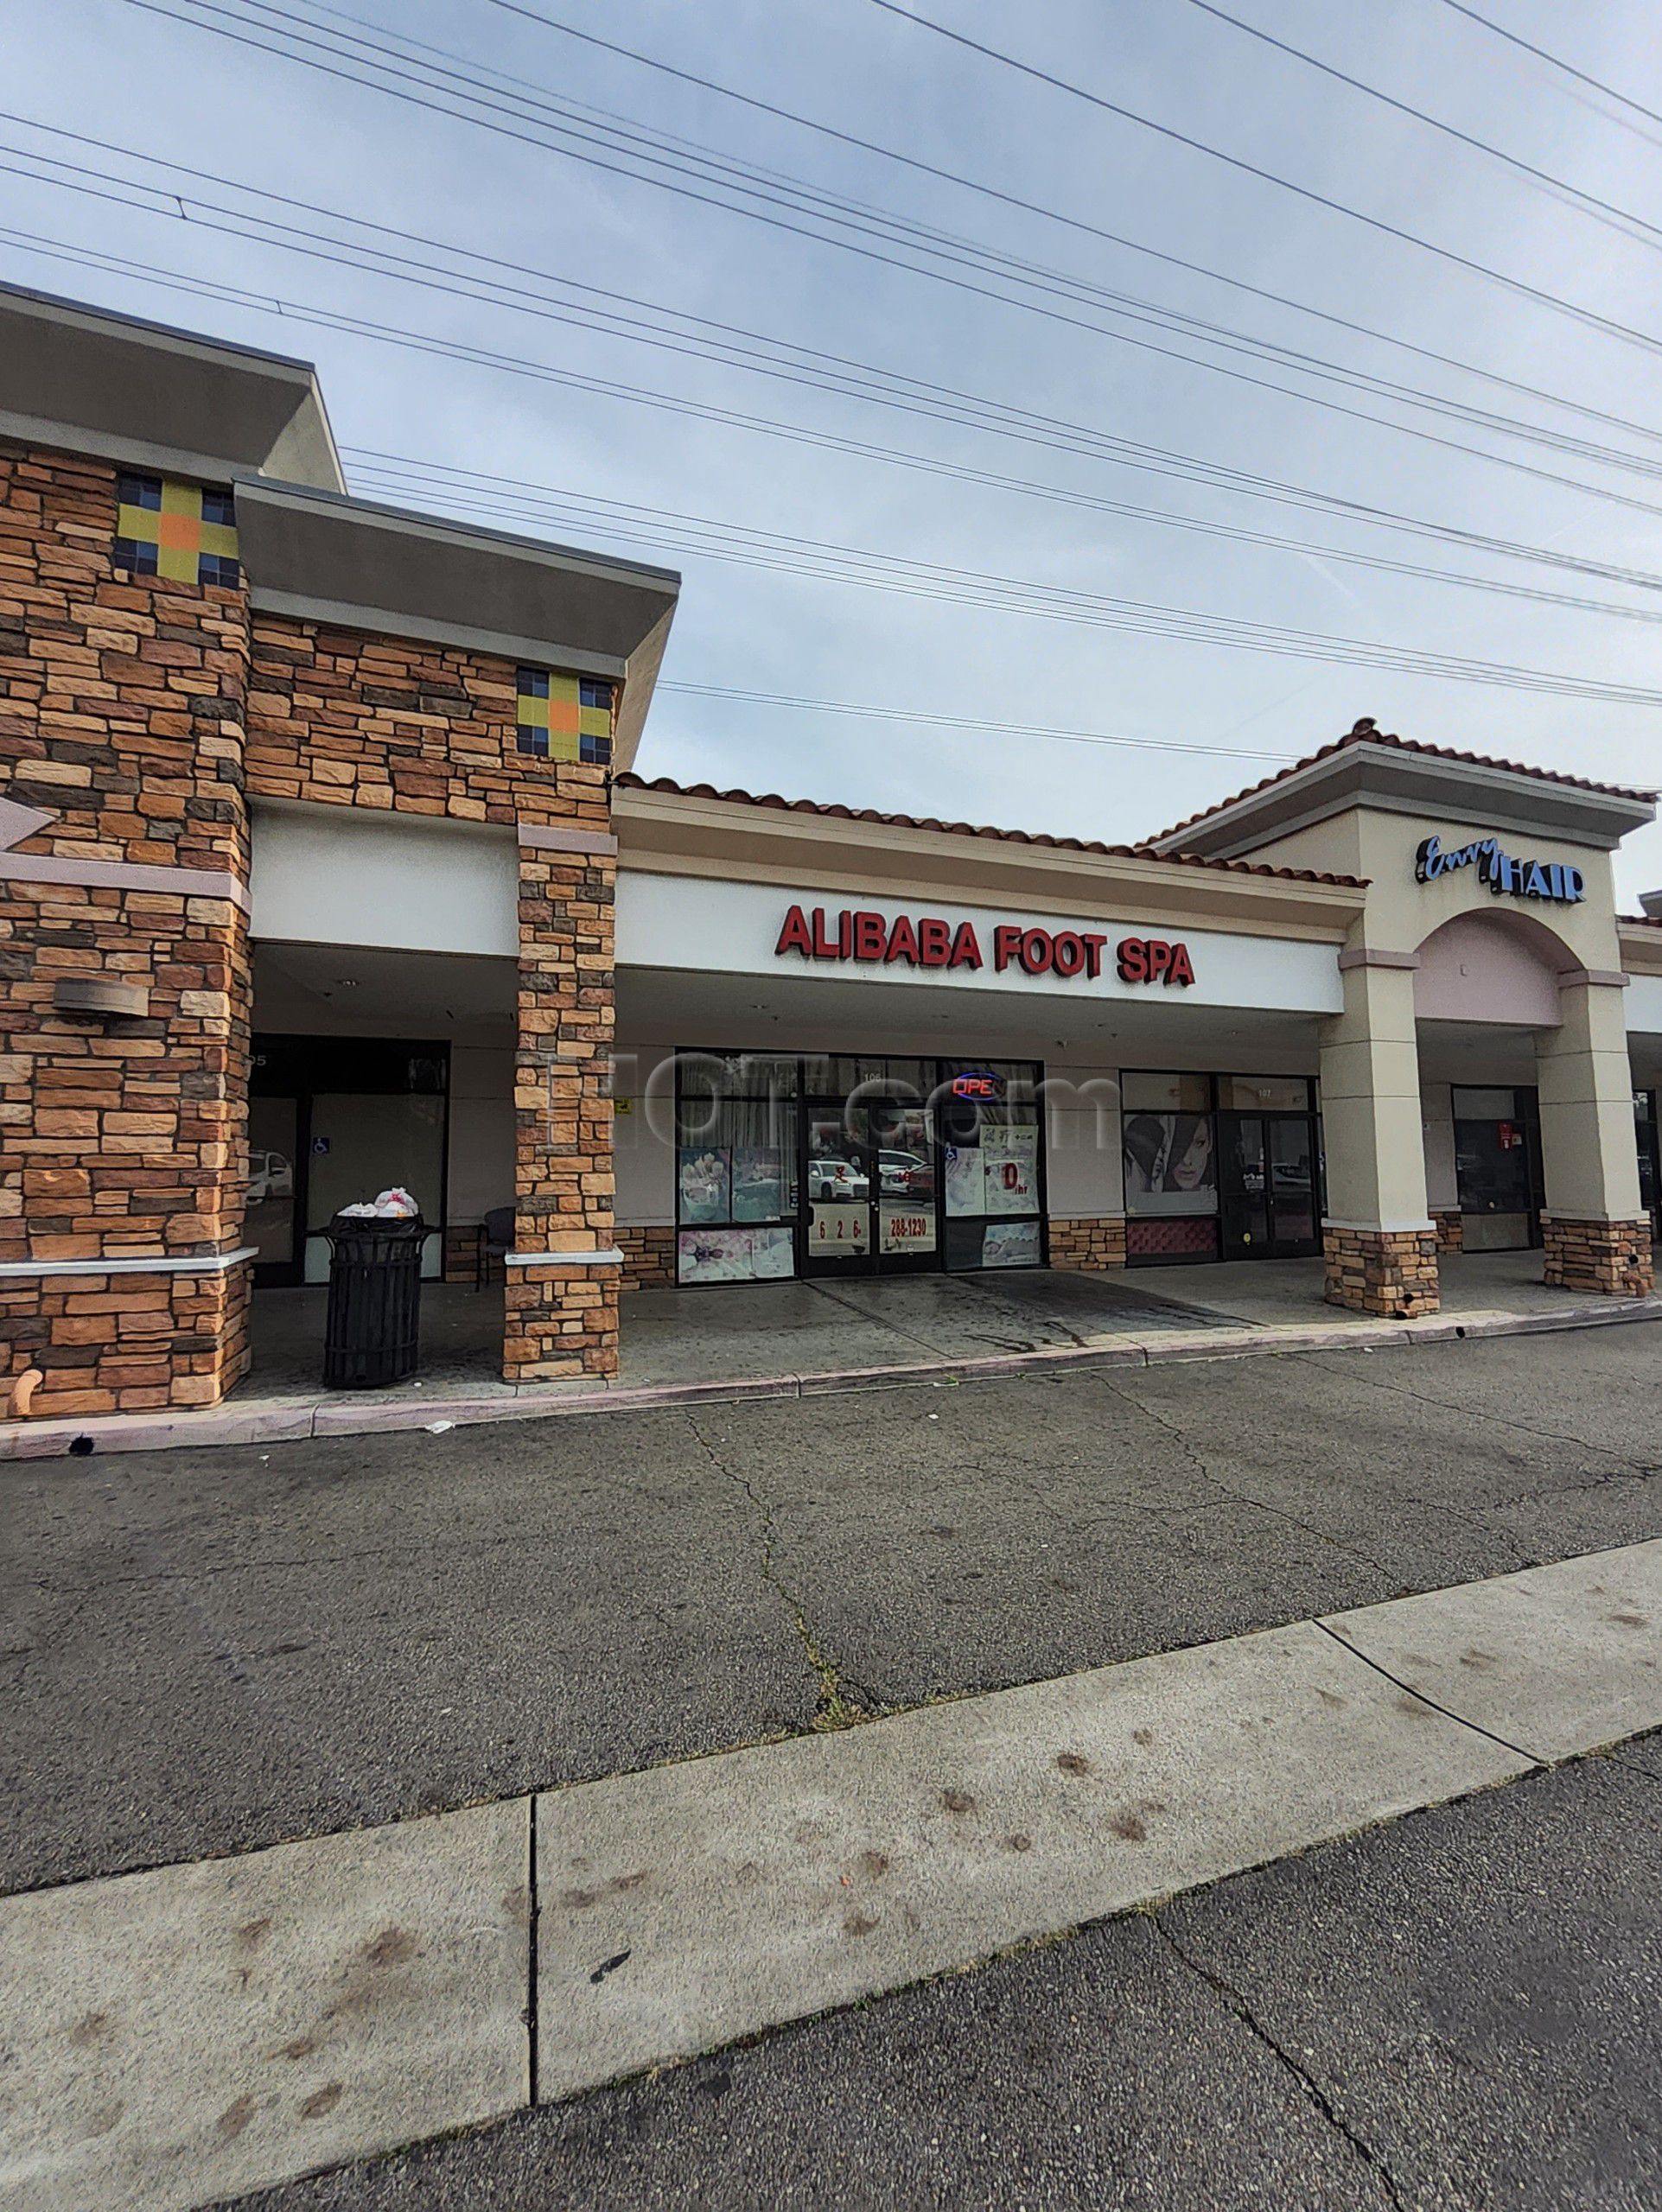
left=504, top=1249, right=625, bottom=1268
left=0, top=1246, right=258, bottom=1279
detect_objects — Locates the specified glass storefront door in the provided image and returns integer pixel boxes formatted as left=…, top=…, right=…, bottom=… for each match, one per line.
left=803, top=1103, right=876, bottom=1274
left=246, top=1091, right=303, bottom=1285
left=1218, top=1109, right=1321, bottom=1260
left=674, top=1053, right=1041, bottom=1283
left=1454, top=1087, right=1544, bottom=1250
left=869, top=1095, right=939, bottom=1274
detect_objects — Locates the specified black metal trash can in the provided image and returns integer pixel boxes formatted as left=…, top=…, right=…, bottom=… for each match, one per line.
left=322, top=1212, right=425, bottom=1389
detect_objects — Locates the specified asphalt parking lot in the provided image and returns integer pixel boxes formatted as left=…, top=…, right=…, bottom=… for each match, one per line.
left=6, top=1320, right=1662, bottom=1895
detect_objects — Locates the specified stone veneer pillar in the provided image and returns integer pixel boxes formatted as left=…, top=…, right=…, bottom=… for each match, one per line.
left=503, top=823, right=621, bottom=1380
left=0, top=448, right=253, bottom=1416
left=1537, top=972, right=1654, bottom=1298
left=1319, top=947, right=1440, bottom=1318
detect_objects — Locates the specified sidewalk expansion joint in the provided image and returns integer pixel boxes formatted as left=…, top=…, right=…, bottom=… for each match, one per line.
left=525, top=1792, right=540, bottom=2109
left=1149, top=1916, right=1408, bottom=2209
left=681, top=1408, right=874, bottom=1732
left=1311, top=1618, right=1543, bottom=1769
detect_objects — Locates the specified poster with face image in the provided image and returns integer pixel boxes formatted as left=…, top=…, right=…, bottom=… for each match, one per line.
left=1121, top=1112, right=1219, bottom=1216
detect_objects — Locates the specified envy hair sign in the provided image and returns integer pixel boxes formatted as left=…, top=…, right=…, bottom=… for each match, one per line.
left=1414, top=833, right=1585, bottom=905
left=774, top=906, right=1194, bottom=987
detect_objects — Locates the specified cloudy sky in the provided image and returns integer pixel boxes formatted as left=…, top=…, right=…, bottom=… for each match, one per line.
left=7, top=0, right=1662, bottom=896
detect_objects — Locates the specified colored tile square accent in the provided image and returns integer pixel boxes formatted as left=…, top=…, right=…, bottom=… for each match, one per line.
left=113, top=471, right=240, bottom=588
left=518, top=667, right=614, bottom=764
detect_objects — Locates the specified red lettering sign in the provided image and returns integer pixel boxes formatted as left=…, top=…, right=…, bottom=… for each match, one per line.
left=775, top=908, right=1194, bottom=988
left=1116, top=936, right=1195, bottom=988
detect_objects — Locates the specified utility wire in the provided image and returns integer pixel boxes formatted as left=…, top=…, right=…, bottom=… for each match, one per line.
left=477, top=0, right=1662, bottom=443
left=339, top=452, right=1662, bottom=704
left=653, top=683, right=1306, bottom=764
left=1436, top=0, right=1662, bottom=135
left=16, top=213, right=1662, bottom=622
left=131, top=0, right=1662, bottom=402
left=22, top=118, right=1662, bottom=489
left=863, top=0, right=1662, bottom=355
left=14, top=218, right=1662, bottom=640
left=18, top=134, right=1662, bottom=587
left=1180, top=0, right=1662, bottom=251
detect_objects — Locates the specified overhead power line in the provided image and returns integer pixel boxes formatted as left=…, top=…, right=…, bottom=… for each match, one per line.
left=130, top=0, right=1662, bottom=391
left=16, top=216, right=1662, bottom=654
left=863, top=0, right=1662, bottom=353
left=15, top=220, right=1662, bottom=623
left=22, top=113, right=1662, bottom=493
left=1436, top=1, right=1662, bottom=135
left=653, top=683, right=1306, bottom=766
left=1180, top=0, right=1662, bottom=251
left=477, top=0, right=1662, bottom=443
left=340, top=449, right=1662, bottom=706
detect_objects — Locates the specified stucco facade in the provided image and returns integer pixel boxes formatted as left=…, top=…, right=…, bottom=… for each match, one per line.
left=4, top=288, right=1661, bottom=1419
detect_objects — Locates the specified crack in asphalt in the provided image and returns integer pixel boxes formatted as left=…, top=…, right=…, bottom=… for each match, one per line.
left=1100, top=1367, right=1549, bottom=1579
left=1291, top=1354, right=1651, bottom=1474
left=681, top=1408, right=874, bottom=1732
left=1151, top=1916, right=1408, bottom=2209
left=1482, top=1464, right=1662, bottom=1511
left=1095, top=1372, right=1405, bottom=1590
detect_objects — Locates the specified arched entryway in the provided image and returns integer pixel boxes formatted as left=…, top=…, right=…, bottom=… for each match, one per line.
left=1413, top=910, right=1652, bottom=1296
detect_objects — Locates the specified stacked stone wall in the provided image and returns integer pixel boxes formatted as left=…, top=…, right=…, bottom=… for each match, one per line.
left=1322, top=1224, right=1440, bottom=1318
left=1542, top=1216, right=1654, bottom=1297
left=617, top=1224, right=676, bottom=1290
left=1047, top=1216, right=1129, bottom=1271
left=0, top=445, right=252, bottom=1414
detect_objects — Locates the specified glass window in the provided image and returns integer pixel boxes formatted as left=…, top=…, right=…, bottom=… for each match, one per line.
left=1122, top=1071, right=1212, bottom=1113
left=1219, top=1076, right=1312, bottom=1114
left=1453, top=1087, right=1519, bottom=1119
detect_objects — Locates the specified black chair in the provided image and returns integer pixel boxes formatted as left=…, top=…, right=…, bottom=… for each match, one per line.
left=476, top=1205, right=515, bottom=1288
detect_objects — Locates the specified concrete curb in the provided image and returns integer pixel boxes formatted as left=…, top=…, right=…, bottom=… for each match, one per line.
left=6, top=1538, right=1661, bottom=2210
left=4, top=1294, right=1659, bottom=1463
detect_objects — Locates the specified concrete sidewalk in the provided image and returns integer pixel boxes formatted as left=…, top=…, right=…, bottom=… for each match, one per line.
left=5, top=1538, right=1661, bottom=2212
left=5, top=1254, right=1658, bottom=1462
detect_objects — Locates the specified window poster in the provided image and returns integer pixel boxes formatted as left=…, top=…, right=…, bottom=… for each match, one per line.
left=678, top=1228, right=751, bottom=1284
left=678, top=1147, right=730, bottom=1224
left=730, top=1146, right=787, bottom=1221
left=678, top=1225, right=799, bottom=1284
left=979, top=1217, right=1042, bottom=1268
left=1121, top=1112, right=1219, bottom=1217
left=982, top=1124, right=1039, bottom=1215
left=944, top=1142, right=985, bottom=1217
left=749, top=1224, right=796, bottom=1278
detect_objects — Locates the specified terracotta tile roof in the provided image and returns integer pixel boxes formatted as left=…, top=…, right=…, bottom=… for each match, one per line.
left=613, top=772, right=1366, bottom=887
left=1150, top=719, right=1658, bottom=847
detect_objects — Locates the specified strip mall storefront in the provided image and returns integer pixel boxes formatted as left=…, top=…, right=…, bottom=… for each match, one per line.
left=6, top=284, right=1662, bottom=1419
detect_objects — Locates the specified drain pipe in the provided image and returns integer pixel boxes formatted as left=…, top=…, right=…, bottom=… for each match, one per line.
left=7, top=1367, right=43, bottom=1419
